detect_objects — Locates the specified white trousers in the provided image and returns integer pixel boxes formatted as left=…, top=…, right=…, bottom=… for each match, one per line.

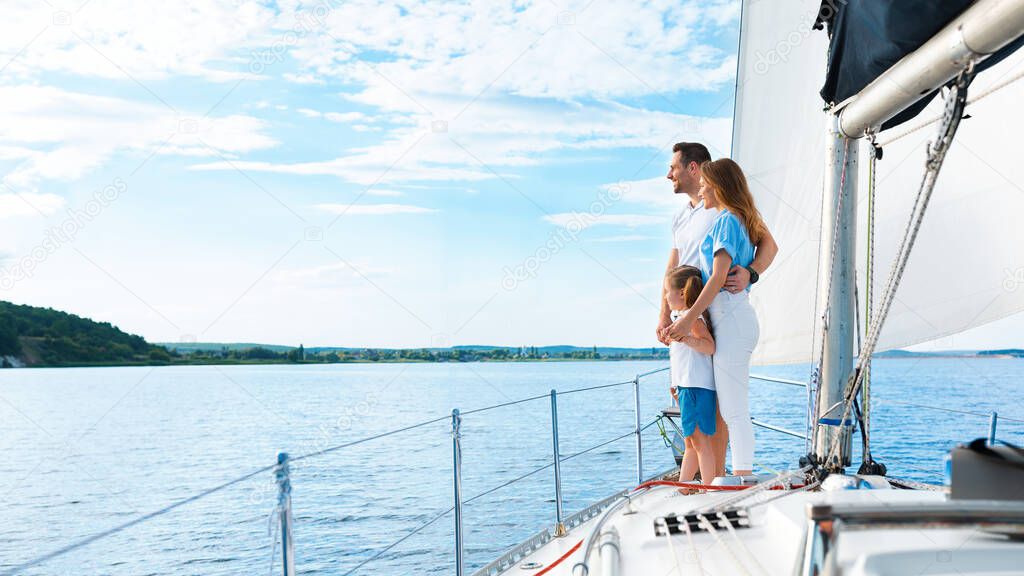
left=709, top=290, right=760, bottom=471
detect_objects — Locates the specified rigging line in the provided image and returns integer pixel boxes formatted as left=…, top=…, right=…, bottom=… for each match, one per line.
left=717, top=511, right=770, bottom=576
left=0, top=463, right=276, bottom=576
left=744, top=479, right=822, bottom=511
left=289, top=414, right=451, bottom=464
left=9, top=405, right=656, bottom=574
left=636, top=366, right=672, bottom=379
left=344, top=420, right=652, bottom=576
left=342, top=505, right=454, bottom=576
left=656, top=517, right=686, bottom=576
left=460, top=392, right=551, bottom=416
left=853, top=281, right=868, bottom=460
left=557, top=379, right=636, bottom=396
left=696, top=514, right=752, bottom=576
left=699, top=467, right=810, bottom=515
left=561, top=418, right=661, bottom=464
left=465, top=462, right=554, bottom=505
left=825, top=65, right=976, bottom=469
left=879, top=63, right=1024, bottom=147
left=874, top=398, right=1024, bottom=423
left=826, top=66, right=974, bottom=465
left=345, top=428, right=651, bottom=576
left=2, top=412, right=642, bottom=574
left=682, top=516, right=707, bottom=576
left=863, top=134, right=877, bottom=464
left=296, top=377, right=635, bottom=463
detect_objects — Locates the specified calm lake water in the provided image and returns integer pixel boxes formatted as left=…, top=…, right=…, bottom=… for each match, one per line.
left=1, top=359, right=1022, bottom=574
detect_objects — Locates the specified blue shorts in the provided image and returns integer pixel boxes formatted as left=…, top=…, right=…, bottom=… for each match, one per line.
left=677, top=387, right=717, bottom=437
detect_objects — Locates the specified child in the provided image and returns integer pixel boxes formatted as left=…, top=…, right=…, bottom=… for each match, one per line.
left=662, top=265, right=717, bottom=485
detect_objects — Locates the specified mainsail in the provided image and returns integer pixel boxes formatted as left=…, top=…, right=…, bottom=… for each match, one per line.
left=735, top=0, right=1024, bottom=365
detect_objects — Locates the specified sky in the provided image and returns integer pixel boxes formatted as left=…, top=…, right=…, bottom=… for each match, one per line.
left=0, top=0, right=1020, bottom=351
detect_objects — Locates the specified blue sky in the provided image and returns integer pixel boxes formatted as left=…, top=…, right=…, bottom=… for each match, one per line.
left=1, top=0, right=1020, bottom=351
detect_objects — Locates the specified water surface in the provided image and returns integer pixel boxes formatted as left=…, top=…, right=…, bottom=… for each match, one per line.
left=1, top=359, right=1021, bottom=574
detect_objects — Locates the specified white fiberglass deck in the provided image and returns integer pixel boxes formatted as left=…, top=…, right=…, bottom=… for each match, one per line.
left=491, top=483, right=1024, bottom=576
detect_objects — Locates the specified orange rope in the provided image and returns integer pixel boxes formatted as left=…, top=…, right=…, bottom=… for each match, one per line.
left=534, top=538, right=582, bottom=576
left=635, top=480, right=803, bottom=492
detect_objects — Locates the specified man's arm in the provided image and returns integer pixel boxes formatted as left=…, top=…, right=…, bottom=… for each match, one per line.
left=680, top=317, right=715, bottom=355
left=724, top=227, right=779, bottom=293
left=657, top=248, right=678, bottom=345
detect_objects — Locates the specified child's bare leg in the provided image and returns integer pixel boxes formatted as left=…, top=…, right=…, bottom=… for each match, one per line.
left=679, top=437, right=699, bottom=482
left=690, top=428, right=717, bottom=486
left=713, top=409, right=729, bottom=478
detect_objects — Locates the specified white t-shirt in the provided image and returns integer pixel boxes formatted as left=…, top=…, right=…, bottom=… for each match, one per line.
left=669, top=314, right=714, bottom=391
left=672, top=200, right=719, bottom=267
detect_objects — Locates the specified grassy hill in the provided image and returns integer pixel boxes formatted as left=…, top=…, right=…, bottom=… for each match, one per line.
left=0, top=301, right=170, bottom=367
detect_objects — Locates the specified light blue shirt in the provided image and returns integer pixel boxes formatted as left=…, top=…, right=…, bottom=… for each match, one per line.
left=699, top=209, right=755, bottom=291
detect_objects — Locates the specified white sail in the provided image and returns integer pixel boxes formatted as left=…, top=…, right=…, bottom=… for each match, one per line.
left=735, top=0, right=1024, bottom=365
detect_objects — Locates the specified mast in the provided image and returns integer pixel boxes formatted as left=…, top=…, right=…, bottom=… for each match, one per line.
left=812, top=119, right=857, bottom=471
left=809, top=0, right=1024, bottom=474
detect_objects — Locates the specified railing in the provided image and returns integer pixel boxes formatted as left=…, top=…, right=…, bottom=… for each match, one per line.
left=8, top=365, right=1018, bottom=576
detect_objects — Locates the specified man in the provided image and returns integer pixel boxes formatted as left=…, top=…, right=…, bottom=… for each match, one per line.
left=656, top=142, right=777, bottom=478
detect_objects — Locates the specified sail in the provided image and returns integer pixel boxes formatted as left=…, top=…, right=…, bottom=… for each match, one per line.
left=735, top=0, right=1024, bottom=364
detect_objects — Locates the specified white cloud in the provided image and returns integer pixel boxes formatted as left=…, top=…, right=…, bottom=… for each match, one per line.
left=0, top=192, right=65, bottom=218
left=608, top=176, right=697, bottom=211
left=285, top=0, right=738, bottom=101
left=0, top=1, right=736, bottom=191
left=273, top=261, right=392, bottom=287
left=0, top=85, right=277, bottom=189
left=325, top=112, right=369, bottom=123
left=0, top=0, right=275, bottom=81
left=193, top=99, right=730, bottom=185
left=314, top=203, right=438, bottom=215
left=543, top=212, right=667, bottom=229
left=591, top=234, right=659, bottom=242
left=188, top=0, right=735, bottom=186
left=282, top=73, right=325, bottom=85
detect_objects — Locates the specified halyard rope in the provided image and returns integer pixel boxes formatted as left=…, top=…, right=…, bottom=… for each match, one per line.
left=682, top=518, right=707, bottom=576
left=717, top=511, right=769, bottom=576
left=824, top=64, right=976, bottom=470
left=696, top=514, right=752, bottom=576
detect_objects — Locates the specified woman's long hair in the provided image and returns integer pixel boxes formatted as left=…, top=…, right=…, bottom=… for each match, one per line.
left=666, top=265, right=711, bottom=330
left=700, top=158, right=767, bottom=244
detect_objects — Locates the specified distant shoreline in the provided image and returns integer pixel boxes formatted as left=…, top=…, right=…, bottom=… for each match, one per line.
left=4, top=352, right=1021, bottom=370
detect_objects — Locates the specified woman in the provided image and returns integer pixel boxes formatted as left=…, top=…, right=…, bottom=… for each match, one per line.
left=666, top=158, right=772, bottom=477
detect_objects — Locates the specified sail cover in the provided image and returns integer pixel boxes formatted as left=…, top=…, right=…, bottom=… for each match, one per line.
left=736, top=0, right=1024, bottom=364
left=818, top=0, right=1024, bottom=131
